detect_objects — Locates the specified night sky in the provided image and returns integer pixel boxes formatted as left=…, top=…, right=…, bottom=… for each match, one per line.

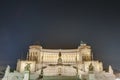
left=0, top=0, right=120, bottom=70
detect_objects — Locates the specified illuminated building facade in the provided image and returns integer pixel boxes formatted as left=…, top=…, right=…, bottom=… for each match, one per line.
left=16, top=42, right=103, bottom=75
left=2, top=42, right=116, bottom=80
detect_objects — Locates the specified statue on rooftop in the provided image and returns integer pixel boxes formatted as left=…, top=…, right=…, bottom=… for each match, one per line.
left=80, top=41, right=85, bottom=44
left=80, top=41, right=87, bottom=46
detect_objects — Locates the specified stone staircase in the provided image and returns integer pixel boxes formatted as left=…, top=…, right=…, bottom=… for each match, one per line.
left=43, top=76, right=80, bottom=80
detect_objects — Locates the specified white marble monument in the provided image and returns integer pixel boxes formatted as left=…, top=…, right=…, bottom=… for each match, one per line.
left=2, top=42, right=116, bottom=80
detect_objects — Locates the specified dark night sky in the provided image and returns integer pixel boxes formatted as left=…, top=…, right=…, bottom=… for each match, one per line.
left=0, top=0, right=120, bottom=70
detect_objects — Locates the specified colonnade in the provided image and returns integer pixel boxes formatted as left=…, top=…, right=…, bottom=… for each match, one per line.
left=42, top=52, right=77, bottom=64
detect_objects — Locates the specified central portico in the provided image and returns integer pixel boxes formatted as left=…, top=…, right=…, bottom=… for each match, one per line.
left=43, top=51, right=77, bottom=76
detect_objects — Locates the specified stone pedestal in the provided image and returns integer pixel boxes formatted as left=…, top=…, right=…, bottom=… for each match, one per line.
left=23, top=71, right=30, bottom=80
left=89, top=73, right=95, bottom=80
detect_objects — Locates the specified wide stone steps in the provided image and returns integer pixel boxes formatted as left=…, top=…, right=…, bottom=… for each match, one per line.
left=43, top=76, right=80, bottom=80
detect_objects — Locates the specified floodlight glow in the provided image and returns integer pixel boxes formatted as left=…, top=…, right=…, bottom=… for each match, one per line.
left=115, top=78, right=120, bottom=80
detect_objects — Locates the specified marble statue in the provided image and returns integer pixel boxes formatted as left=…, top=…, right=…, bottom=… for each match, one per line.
left=24, top=63, right=31, bottom=71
